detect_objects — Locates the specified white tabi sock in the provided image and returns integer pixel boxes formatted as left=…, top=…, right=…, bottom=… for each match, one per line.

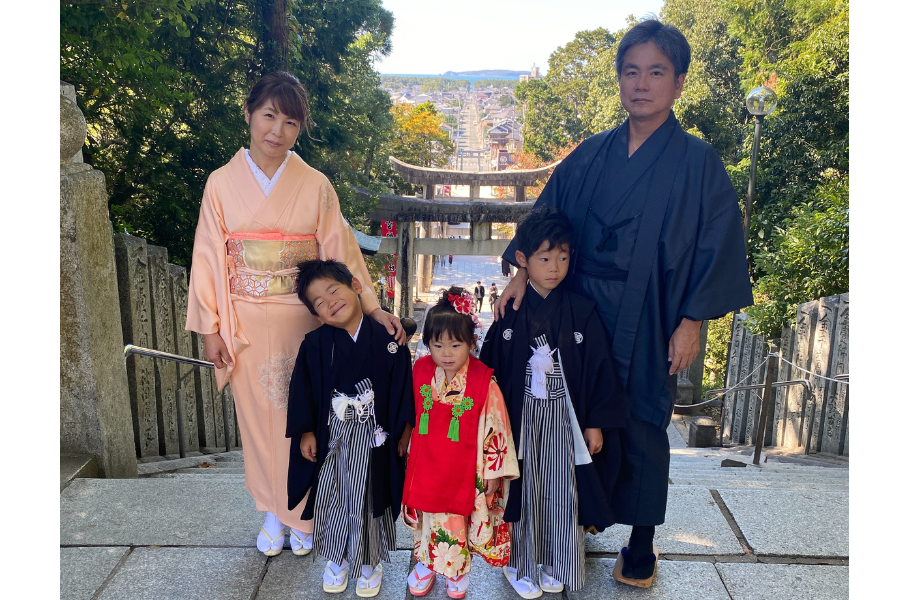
left=256, top=512, right=285, bottom=552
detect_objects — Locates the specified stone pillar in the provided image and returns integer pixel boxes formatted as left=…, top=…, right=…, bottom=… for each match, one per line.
left=114, top=233, right=159, bottom=458
left=771, top=327, right=796, bottom=446
left=721, top=313, right=746, bottom=445
left=515, top=186, right=526, bottom=202
left=417, top=222, right=433, bottom=293
left=169, top=264, right=200, bottom=454
left=806, top=294, right=841, bottom=453
left=396, top=221, right=415, bottom=318
left=60, top=82, right=137, bottom=478
left=147, top=245, right=179, bottom=457
left=469, top=184, right=477, bottom=199
left=424, top=184, right=434, bottom=200
left=744, top=338, right=768, bottom=446
left=193, top=333, right=222, bottom=451
left=783, top=301, right=818, bottom=448
left=821, top=292, right=849, bottom=455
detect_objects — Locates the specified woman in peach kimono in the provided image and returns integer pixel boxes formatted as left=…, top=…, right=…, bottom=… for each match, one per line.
left=186, top=71, right=404, bottom=557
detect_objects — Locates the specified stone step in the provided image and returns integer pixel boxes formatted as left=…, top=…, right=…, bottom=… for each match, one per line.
left=668, top=468, right=849, bottom=481
left=148, top=473, right=247, bottom=480
left=174, top=467, right=245, bottom=475
left=670, top=479, right=848, bottom=491
left=669, top=461, right=849, bottom=474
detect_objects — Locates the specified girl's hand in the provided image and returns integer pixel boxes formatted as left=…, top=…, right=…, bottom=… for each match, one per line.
left=484, top=478, right=500, bottom=496
left=300, top=432, right=317, bottom=462
left=370, top=308, right=408, bottom=345
left=584, top=428, right=604, bottom=454
left=202, top=332, right=233, bottom=369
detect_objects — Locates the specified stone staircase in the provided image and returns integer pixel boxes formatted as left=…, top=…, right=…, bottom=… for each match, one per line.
left=61, top=424, right=849, bottom=599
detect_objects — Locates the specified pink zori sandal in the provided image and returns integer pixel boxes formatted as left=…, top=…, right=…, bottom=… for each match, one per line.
left=447, top=574, right=469, bottom=599
left=408, top=567, right=436, bottom=596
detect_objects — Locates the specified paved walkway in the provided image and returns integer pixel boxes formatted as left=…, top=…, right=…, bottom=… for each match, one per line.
left=60, top=255, right=850, bottom=599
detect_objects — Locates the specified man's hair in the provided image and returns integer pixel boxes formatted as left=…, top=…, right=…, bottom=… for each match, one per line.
left=615, top=19, right=691, bottom=79
left=516, top=208, right=576, bottom=259
left=423, top=286, right=477, bottom=346
left=295, top=259, right=355, bottom=315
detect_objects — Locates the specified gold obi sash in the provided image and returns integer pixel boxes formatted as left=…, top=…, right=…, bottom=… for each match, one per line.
left=226, top=233, right=318, bottom=297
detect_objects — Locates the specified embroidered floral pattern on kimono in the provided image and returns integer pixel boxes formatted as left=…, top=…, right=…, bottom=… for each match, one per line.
left=403, top=362, right=519, bottom=577
left=257, top=353, right=296, bottom=409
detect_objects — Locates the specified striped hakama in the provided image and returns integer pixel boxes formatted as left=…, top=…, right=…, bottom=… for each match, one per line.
left=509, top=337, right=585, bottom=590
left=313, top=380, right=395, bottom=578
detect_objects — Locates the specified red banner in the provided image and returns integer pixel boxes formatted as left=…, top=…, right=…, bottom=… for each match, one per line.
left=381, top=221, right=397, bottom=298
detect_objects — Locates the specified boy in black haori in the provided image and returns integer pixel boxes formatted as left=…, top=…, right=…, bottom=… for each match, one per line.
left=481, top=209, right=625, bottom=597
left=286, top=259, right=415, bottom=597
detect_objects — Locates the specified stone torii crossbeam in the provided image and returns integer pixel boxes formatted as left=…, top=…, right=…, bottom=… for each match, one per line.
left=357, top=157, right=559, bottom=317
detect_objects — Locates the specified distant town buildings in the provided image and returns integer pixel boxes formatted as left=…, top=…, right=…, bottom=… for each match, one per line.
left=381, top=75, right=525, bottom=174
left=518, top=64, right=542, bottom=82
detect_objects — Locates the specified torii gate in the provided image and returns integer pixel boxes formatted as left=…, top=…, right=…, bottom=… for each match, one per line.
left=356, top=157, right=559, bottom=317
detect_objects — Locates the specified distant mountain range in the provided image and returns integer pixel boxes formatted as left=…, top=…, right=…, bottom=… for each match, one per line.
left=441, top=70, right=528, bottom=77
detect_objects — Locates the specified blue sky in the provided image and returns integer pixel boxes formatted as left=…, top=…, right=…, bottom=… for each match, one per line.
left=376, top=0, right=663, bottom=75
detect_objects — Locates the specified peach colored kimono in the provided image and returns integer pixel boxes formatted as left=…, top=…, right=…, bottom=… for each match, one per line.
left=186, top=149, right=380, bottom=530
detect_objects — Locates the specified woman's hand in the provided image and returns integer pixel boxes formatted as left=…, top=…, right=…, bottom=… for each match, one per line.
left=202, top=332, right=233, bottom=369
left=370, top=308, right=408, bottom=346
left=584, top=428, right=604, bottom=454
left=495, top=268, right=528, bottom=319
left=300, top=432, right=317, bottom=462
left=484, top=478, right=500, bottom=496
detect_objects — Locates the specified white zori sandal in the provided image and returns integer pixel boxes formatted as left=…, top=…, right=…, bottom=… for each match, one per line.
left=256, top=512, right=285, bottom=557
left=503, top=566, right=543, bottom=599
left=356, top=564, right=383, bottom=597
left=289, top=529, right=312, bottom=556
left=539, top=565, right=564, bottom=593
left=323, top=559, right=350, bottom=593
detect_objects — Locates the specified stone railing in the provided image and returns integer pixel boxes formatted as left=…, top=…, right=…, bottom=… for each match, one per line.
left=114, top=233, right=240, bottom=458
left=722, top=293, right=849, bottom=456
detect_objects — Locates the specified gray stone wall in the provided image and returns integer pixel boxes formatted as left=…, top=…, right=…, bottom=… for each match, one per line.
left=721, top=293, right=849, bottom=456
left=113, top=234, right=241, bottom=458
left=60, top=83, right=137, bottom=478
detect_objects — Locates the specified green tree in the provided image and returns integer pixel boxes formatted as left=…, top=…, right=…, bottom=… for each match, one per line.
left=387, top=102, right=453, bottom=194
left=61, top=0, right=396, bottom=266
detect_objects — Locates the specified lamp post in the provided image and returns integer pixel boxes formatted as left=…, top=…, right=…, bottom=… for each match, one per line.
left=743, top=86, right=778, bottom=252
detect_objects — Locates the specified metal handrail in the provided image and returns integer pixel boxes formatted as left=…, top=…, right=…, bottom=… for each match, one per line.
left=124, top=344, right=215, bottom=369
left=124, top=344, right=234, bottom=457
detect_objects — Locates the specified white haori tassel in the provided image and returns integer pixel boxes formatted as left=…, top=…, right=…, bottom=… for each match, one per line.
left=372, top=425, right=388, bottom=448
left=528, top=336, right=554, bottom=400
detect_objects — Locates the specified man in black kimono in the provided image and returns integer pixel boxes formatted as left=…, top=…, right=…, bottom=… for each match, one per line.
left=497, top=19, right=752, bottom=586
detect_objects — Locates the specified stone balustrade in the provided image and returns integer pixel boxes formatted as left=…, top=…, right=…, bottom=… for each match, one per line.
left=722, top=293, right=849, bottom=456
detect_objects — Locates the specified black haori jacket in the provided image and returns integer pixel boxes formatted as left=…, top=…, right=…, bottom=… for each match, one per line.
left=285, top=315, right=415, bottom=520
left=480, top=287, right=626, bottom=532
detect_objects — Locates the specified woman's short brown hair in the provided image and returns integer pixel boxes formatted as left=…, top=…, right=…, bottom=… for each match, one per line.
left=245, top=71, right=314, bottom=133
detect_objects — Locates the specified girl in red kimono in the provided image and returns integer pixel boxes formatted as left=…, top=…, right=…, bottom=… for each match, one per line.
left=401, top=287, right=519, bottom=598
left=186, top=71, right=404, bottom=558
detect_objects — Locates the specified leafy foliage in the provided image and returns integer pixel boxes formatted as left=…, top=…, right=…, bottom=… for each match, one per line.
left=385, top=102, right=454, bottom=195
left=744, top=176, right=848, bottom=338
left=62, top=0, right=396, bottom=266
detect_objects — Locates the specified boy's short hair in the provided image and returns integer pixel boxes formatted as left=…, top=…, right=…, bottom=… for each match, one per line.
left=516, top=208, right=576, bottom=259
left=295, top=259, right=356, bottom=315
